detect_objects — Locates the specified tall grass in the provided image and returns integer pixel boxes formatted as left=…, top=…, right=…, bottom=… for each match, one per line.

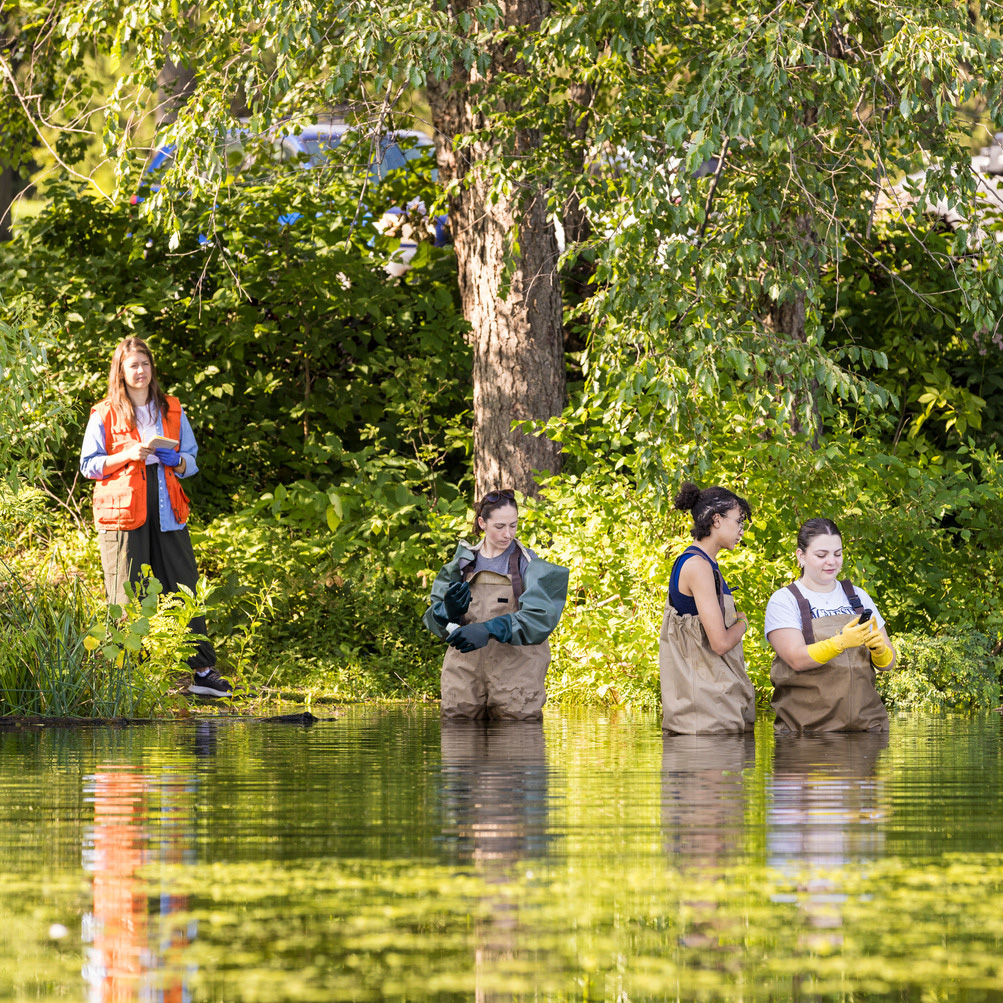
left=0, top=559, right=169, bottom=718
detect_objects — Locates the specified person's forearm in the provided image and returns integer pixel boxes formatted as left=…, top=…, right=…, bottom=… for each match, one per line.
left=707, top=613, right=747, bottom=655
left=102, top=443, right=151, bottom=475
left=721, top=614, right=748, bottom=654
left=101, top=452, right=131, bottom=475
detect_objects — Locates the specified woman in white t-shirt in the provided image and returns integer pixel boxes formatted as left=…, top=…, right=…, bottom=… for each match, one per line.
left=765, top=518, right=896, bottom=733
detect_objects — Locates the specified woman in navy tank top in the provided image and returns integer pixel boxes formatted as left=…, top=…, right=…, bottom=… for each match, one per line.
left=659, top=482, right=756, bottom=733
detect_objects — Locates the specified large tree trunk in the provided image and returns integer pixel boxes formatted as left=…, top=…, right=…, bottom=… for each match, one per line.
left=767, top=102, right=821, bottom=440
left=427, top=0, right=565, bottom=499
left=767, top=209, right=821, bottom=441
left=0, top=167, right=21, bottom=242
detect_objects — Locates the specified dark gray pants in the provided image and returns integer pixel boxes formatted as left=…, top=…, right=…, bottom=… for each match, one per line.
left=98, top=470, right=215, bottom=670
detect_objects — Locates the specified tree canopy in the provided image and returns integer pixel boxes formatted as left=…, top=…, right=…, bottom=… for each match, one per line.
left=2, top=0, right=1003, bottom=694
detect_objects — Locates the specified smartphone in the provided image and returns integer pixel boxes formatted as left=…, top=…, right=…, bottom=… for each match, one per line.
left=857, top=608, right=873, bottom=624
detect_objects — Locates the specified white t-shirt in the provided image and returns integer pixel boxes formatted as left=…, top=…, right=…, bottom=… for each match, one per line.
left=764, top=580, right=884, bottom=639
left=135, top=402, right=160, bottom=465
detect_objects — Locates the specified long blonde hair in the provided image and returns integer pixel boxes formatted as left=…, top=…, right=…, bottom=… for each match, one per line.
left=106, top=337, right=169, bottom=428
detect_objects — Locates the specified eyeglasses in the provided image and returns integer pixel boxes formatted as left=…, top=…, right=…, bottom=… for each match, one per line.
left=721, top=513, right=746, bottom=531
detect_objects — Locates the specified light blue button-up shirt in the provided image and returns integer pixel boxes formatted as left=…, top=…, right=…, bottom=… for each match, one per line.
left=79, top=402, right=201, bottom=532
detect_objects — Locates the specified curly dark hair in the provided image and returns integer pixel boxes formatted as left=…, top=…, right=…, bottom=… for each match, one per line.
left=674, top=482, right=752, bottom=541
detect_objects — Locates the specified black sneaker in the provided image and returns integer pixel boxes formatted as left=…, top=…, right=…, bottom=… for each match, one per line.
left=188, top=669, right=233, bottom=698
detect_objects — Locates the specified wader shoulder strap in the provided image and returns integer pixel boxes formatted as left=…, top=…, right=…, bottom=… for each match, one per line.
left=786, top=580, right=862, bottom=644
left=786, top=582, right=816, bottom=644
left=508, top=547, right=523, bottom=606
left=684, top=546, right=726, bottom=619
left=459, top=548, right=523, bottom=606
left=839, top=579, right=863, bottom=610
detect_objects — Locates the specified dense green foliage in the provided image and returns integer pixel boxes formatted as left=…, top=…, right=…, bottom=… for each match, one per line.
left=2, top=1, right=1003, bottom=711
left=1, top=159, right=471, bottom=698
left=877, top=630, right=1002, bottom=711
left=8, top=164, right=468, bottom=517
left=0, top=303, right=68, bottom=490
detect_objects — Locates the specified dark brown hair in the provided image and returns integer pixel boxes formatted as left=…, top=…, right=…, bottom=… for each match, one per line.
left=471, top=489, right=517, bottom=539
left=796, top=517, right=841, bottom=555
left=674, top=482, right=752, bottom=541
left=107, top=337, right=169, bottom=429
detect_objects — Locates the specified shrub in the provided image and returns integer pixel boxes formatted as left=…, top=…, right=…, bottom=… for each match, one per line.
left=0, top=562, right=178, bottom=717
left=876, top=630, right=1002, bottom=712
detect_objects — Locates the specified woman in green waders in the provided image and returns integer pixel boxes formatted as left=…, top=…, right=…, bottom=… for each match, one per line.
left=423, top=490, right=569, bottom=720
left=660, top=482, right=756, bottom=734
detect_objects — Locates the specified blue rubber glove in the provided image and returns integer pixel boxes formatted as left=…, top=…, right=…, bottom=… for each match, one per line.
left=155, top=448, right=181, bottom=467
left=432, top=580, right=470, bottom=625
left=447, top=616, right=512, bottom=653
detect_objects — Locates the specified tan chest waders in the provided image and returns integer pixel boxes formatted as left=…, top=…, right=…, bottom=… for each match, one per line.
left=659, top=572, right=756, bottom=734
left=770, top=581, right=889, bottom=733
left=441, top=556, right=550, bottom=720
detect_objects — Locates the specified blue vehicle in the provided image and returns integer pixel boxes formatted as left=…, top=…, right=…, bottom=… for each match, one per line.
left=130, top=125, right=451, bottom=263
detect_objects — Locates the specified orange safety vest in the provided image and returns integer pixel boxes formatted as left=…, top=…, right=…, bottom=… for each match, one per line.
left=91, top=396, right=190, bottom=530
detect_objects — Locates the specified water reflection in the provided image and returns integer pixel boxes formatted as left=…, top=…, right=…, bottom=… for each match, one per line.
left=440, top=720, right=551, bottom=866
left=661, top=732, right=756, bottom=868
left=80, top=727, right=212, bottom=1001
left=769, top=731, right=889, bottom=866
left=768, top=731, right=890, bottom=969
left=440, top=720, right=551, bottom=1000
left=6, top=711, right=1003, bottom=1002
left=660, top=732, right=755, bottom=960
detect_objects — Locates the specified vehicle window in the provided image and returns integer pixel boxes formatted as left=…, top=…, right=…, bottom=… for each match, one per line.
left=373, top=144, right=409, bottom=180
left=300, top=137, right=342, bottom=161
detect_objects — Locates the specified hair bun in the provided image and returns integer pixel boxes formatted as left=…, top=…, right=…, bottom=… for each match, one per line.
left=674, top=482, right=701, bottom=512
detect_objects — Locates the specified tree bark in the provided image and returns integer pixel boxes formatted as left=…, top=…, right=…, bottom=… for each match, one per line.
left=767, top=102, right=821, bottom=440
left=0, top=167, right=21, bottom=242
left=427, top=0, right=565, bottom=498
left=767, top=209, right=821, bottom=441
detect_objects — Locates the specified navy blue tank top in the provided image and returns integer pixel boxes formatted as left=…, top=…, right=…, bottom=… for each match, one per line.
left=668, top=546, right=734, bottom=615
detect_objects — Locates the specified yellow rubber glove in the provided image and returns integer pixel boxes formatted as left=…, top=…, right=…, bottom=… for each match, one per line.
left=805, top=615, right=872, bottom=665
left=863, top=622, right=894, bottom=668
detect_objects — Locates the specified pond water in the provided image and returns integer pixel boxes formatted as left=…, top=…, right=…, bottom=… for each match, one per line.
left=3, top=707, right=1003, bottom=1001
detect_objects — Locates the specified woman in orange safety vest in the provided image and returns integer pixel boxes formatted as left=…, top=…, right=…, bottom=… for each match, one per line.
left=79, top=337, right=231, bottom=698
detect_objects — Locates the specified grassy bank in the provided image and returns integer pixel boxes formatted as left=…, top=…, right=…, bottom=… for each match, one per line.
left=4, top=481, right=1001, bottom=719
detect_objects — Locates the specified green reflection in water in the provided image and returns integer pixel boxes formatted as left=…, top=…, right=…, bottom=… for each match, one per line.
left=0, top=709, right=1002, bottom=1001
